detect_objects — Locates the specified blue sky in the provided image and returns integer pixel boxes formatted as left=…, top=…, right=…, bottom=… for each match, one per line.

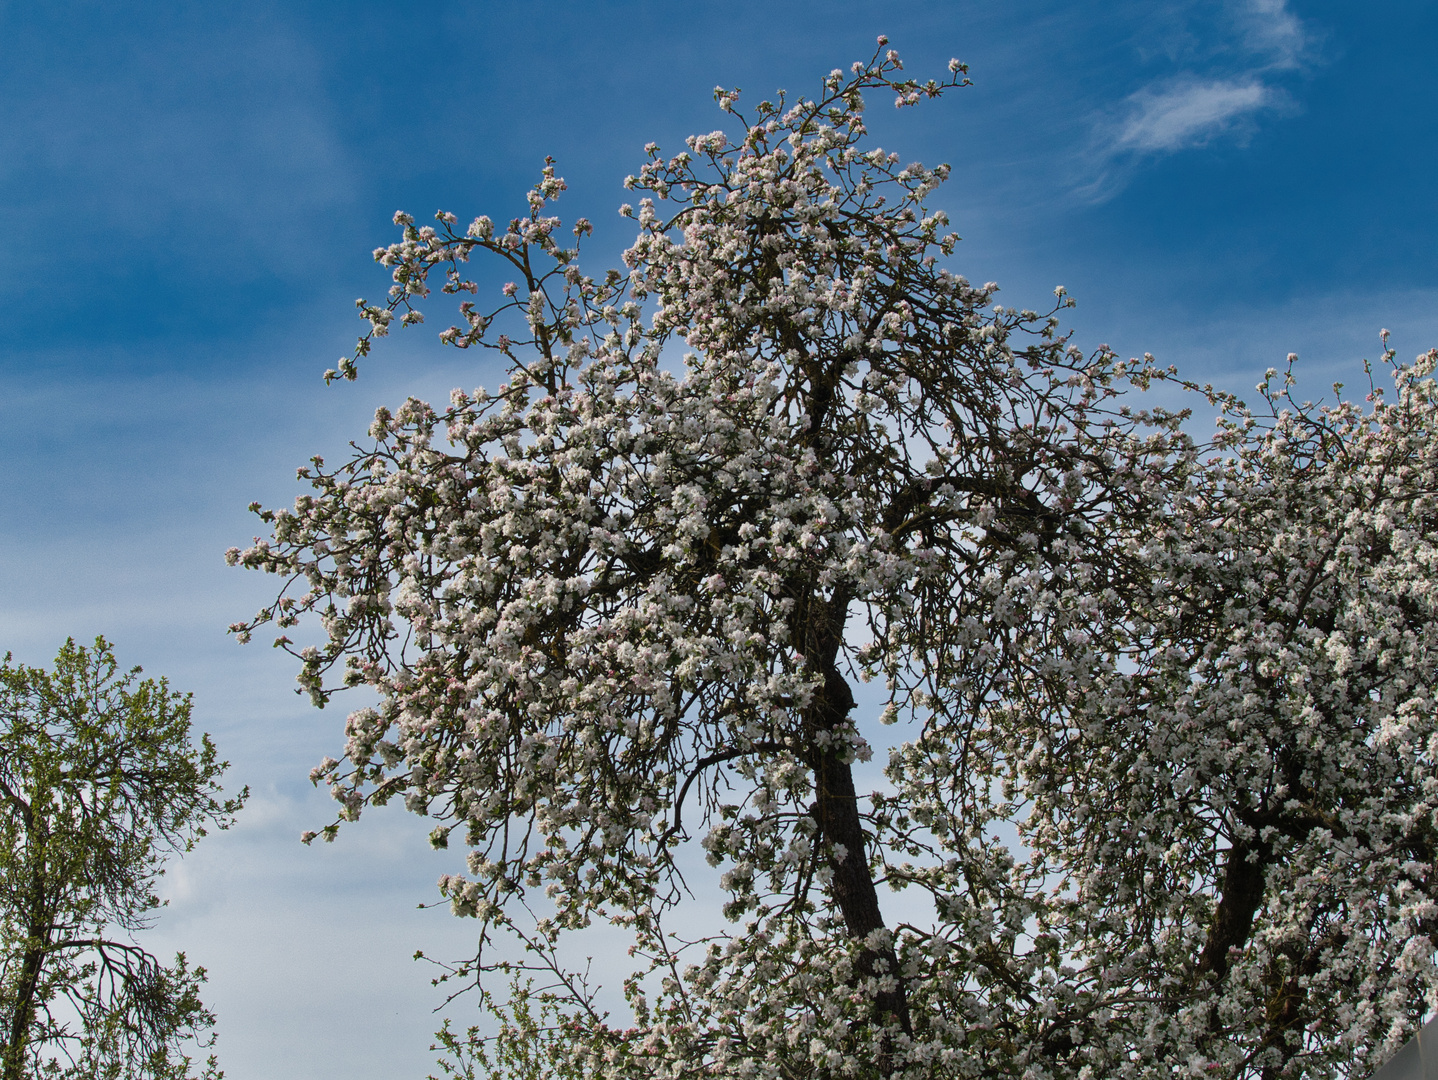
left=1, top=2, right=1434, bottom=1076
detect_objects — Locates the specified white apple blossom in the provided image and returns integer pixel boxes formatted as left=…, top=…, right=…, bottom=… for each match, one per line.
left=230, top=43, right=1437, bottom=1080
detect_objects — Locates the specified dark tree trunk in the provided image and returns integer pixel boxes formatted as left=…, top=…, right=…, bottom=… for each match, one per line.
left=1192, top=834, right=1321, bottom=1078
left=1196, top=836, right=1270, bottom=983
left=811, top=665, right=913, bottom=1038
left=796, top=587, right=913, bottom=1073
left=2, top=928, right=47, bottom=1080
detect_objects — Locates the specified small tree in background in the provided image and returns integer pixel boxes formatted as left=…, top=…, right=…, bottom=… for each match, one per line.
left=232, top=43, right=1438, bottom=1079
left=0, top=639, right=245, bottom=1080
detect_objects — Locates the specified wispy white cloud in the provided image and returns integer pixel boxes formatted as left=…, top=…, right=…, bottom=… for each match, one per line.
left=0, top=11, right=356, bottom=286
left=1079, top=0, right=1313, bottom=198
left=1237, top=0, right=1308, bottom=69
left=1114, top=76, right=1275, bottom=152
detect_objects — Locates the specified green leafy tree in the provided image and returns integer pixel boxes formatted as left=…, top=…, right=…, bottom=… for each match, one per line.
left=0, top=638, right=245, bottom=1080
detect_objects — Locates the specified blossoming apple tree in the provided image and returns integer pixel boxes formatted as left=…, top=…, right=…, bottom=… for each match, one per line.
left=230, top=44, right=1438, bottom=1079
left=994, top=352, right=1438, bottom=1080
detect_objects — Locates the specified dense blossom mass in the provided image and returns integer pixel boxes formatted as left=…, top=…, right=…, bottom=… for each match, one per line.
left=231, top=44, right=1438, bottom=1079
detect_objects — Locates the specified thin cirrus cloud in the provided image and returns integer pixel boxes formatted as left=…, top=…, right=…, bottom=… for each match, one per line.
left=1077, top=0, right=1311, bottom=199
left=1114, top=76, right=1275, bottom=152
left=0, top=12, right=356, bottom=294
left=1236, top=0, right=1307, bottom=68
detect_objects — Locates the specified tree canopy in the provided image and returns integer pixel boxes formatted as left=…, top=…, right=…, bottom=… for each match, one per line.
left=0, top=639, right=244, bottom=1080
left=231, top=44, right=1438, bottom=1079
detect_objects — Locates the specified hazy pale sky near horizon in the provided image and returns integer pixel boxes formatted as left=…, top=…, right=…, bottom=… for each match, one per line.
left=2, top=2, right=1436, bottom=1077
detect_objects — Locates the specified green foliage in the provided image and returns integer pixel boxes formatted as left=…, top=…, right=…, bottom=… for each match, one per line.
left=429, top=975, right=621, bottom=1080
left=0, top=638, right=245, bottom=1080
